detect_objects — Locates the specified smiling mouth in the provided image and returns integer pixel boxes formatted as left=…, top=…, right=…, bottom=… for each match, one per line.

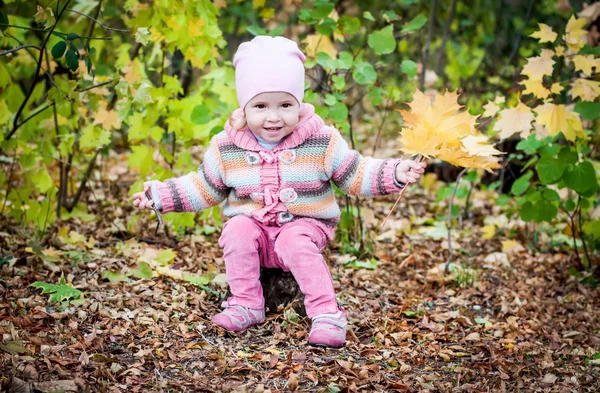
left=264, top=127, right=283, bottom=132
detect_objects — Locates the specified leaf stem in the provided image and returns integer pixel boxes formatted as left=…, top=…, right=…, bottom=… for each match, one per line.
left=66, top=7, right=131, bottom=32
left=380, top=155, right=424, bottom=228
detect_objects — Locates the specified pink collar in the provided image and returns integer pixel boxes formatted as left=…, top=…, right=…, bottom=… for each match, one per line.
left=224, top=103, right=325, bottom=152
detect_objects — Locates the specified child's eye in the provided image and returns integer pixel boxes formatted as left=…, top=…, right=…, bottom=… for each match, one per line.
left=255, top=104, right=266, bottom=109
left=282, top=103, right=291, bottom=108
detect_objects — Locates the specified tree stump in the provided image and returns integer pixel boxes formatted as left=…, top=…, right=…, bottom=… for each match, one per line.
left=260, top=267, right=306, bottom=317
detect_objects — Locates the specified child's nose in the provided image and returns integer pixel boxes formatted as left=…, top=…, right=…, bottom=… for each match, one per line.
left=266, top=109, right=280, bottom=121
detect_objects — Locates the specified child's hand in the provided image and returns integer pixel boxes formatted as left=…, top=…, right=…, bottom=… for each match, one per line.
left=132, top=181, right=155, bottom=210
left=395, top=160, right=427, bottom=184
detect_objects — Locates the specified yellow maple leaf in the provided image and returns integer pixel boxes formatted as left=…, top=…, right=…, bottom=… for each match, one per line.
left=534, top=103, right=585, bottom=142
left=482, top=101, right=500, bottom=118
left=520, top=78, right=551, bottom=99
left=570, top=78, right=600, bottom=101
left=481, top=224, right=496, bottom=240
left=303, top=34, right=337, bottom=59
left=398, top=89, right=501, bottom=171
left=531, top=23, right=558, bottom=43
left=521, top=55, right=555, bottom=81
left=461, top=134, right=503, bottom=156
left=494, top=96, right=506, bottom=104
left=564, top=15, right=588, bottom=52
left=94, top=106, right=121, bottom=131
left=493, top=103, right=534, bottom=140
left=572, top=54, right=600, bottom=75
left=188, top=18, right=205, bottom=38
left=555, top=45, right=566, bottom=56
left=550, top=83, right=564, bottom=94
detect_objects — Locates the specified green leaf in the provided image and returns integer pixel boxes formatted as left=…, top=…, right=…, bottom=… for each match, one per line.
left=400, top=59, right=417, bottom=78
left=332, top=75, right=346, bottom=90
left=324, top=94, right=337, bottom=106
left=316, top=18, right=336, bottom=35
left=564, top=161, right=596, bottom=194
left=133, top=82, right=154, bottom=105
left=131, top=261, right=153, bottom=279
left=401, top=14, right=428, bottom=33
left=580, top=45, right=600, bottom=55
left=574, top=101, right=600, bottom=121
left=352, top=62, right=377, bottom=85
left=337, top=51, right=354, bottom=69
left=67, top=32, right=79, bottom=40
left=51, top=41, right=67, bottom=59
left=30, top=278, right=82, bottom=303
left=154, top=249, right=177, bottom=265
left=134, top=27, right=151, bottom=46
left=565, top=198, right=576, bottom=212
left=536, top=156, right=565, bottom=184
left=102, top=270, right=128, bottom=282
left=0, top=9, right=8, bottom=32
left=367, top=25, right=396, bottom=55
left=0, top=62, right=11, bottom=89
left=516, top=134, right=545, bottom=155
left=511, top=172, right=532, bottom=195
left=583, top=219, right=600, bottom=239
left=542, top=188, right=560, bottom=202
left=65, top=49, right=79, bottom=71
left=191, top=105, right=210, bottom=125
left=363, top=11, right=375, bottom=21
left=312, top=2, right=335, bottom=19
left=183, top=274, right=211, bottom=286
left=329, top=102, right=348, bottom=123
left=80, top=124, right=111, bottom=151
left=519, top=201, right=536, bottom=221
left=316, top=52, right=336, bottom=70
left=536, top=199, right=558, bottom=223
left=338, top=16, right=360, bottom=35
left=558, top=146, right=578, bottom=165
left=31, top=165, right=53, bottom=193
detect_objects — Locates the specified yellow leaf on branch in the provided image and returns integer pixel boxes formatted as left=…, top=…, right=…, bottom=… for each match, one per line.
left=534, top=103, right=585, bottom=142
left=520, top=78, right=551, bottom=99
left=482, top=100, right=501, bottom=118
left=570, top=78, right=600, bottom=101
left=493, top=103, right=534, bottom=140
left=521, top=55, right=555, bottom=81
left=572, top=54, right=600, bottom=75
left=530, top=23, right=558, bottom=43
left=94, top=106, right=121, bottom=131
left=303, top=34, right=337, bottom=59
left=564, top=16, right=588, bottom=52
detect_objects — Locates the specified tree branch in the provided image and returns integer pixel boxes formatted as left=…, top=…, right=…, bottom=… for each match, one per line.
left=64, top=149, right=101, bottom=212
left=0, top=45, right=41, bottom=57
left=445, top=167, right=468, bottom=274
left=4, top=0, right=74, bottom=142
left=501, top=0, right=536, bottom=77
left=434, top=0, right=458, bottom=76
left=66, top=7, right=131, bottom=33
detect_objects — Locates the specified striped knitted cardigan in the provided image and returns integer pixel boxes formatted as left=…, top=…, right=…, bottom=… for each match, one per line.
left=151, top=103, right=405, bottom=239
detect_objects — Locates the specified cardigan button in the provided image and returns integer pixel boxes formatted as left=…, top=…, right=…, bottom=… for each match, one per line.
left=278, top=149, right=296, bottom=164
left=279, top=188, right=297, bottom=203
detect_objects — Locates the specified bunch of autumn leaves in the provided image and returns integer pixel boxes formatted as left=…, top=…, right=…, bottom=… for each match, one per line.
left=397, top=15, right=598, bottom=170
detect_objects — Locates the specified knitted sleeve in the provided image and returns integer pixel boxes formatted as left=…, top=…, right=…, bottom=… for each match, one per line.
left=324, top=128, right=405, bottom=197
left=150, top=139, right=229, bottom=213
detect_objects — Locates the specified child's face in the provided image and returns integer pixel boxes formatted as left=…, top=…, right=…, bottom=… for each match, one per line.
left=244, top=92, right=300, bottom=143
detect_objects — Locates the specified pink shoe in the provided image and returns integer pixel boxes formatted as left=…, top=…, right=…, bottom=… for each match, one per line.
left=308, top=309, right=347, bottom=348
left=212, top=301, right=265, bottom=333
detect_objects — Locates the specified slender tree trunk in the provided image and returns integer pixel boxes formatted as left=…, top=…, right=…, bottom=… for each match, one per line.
left=420, top=0, right=438, bottom=91
left=434, top=0, right=458, bottom=76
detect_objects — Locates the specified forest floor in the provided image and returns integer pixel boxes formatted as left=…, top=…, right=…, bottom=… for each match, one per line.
left=1, top=157, right=599, bottom=393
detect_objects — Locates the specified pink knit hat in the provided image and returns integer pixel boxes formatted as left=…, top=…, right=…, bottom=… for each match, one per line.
left=233, top=36, right=306, bottom=110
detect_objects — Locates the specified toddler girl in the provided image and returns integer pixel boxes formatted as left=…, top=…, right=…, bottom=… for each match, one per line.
left=132, top=36, right=427, bottom=347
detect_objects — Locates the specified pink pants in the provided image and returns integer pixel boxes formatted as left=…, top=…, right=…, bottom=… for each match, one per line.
left=218, top=215, right=339, bottom=318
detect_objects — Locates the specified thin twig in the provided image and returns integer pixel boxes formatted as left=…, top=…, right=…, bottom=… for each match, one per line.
left=348, top=113, right=364, bottom=247
left=0, top=45, right=41, bottom=57
left=501, top=0, right=536, bottom=77
left=434, top=0, right=458, bottom=75
left=420, top=0, right=438, bottom=91
left=13, top=103, right=56, bottom=130
left=77, top=80, right=113, bottom=93
left=371, top=95, right=392, bottom=157
left=66, top=7, right=130, bottom=32
left=63, top=149, right=102, bottom=212
left=380, top=155, right=424, bottom=228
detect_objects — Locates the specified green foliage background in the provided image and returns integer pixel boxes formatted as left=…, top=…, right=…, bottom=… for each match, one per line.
left=0, top=0, right=599, bottom=268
